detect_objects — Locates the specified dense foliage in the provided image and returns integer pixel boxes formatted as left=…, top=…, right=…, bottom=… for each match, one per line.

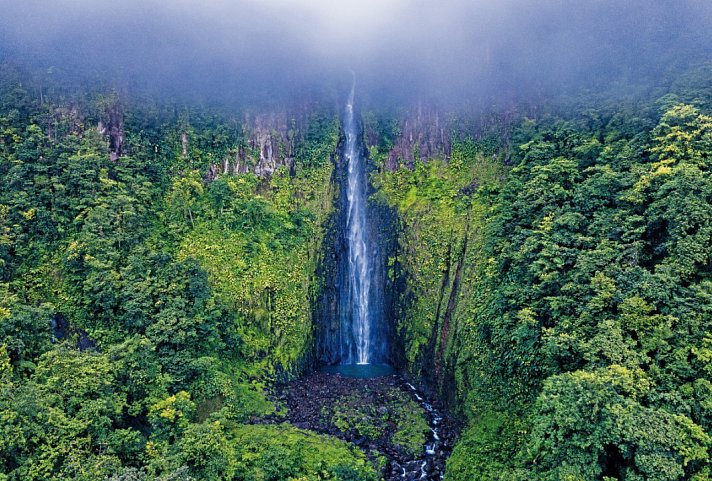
left=371, top=65, right=712, bottom=480
left=2, top=58, right=711, bottom=481
left=0, top=64, right=376, bottom=480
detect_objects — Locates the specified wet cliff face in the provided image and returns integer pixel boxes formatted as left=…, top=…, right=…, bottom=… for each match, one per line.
left=206, top=107, right=309, bottom=179
left=316, top=112, right=398, bottom=366
left=317, top=102, right=479, bottom=370
left=235, top=111, right=294, bottom=177
left=359, top=104, right=513, bottom=399
left=364, top=103, right=452, bottom=171
left=95, top=98, right=335, bottom=181
left=363, top=101, right=517, bottom=173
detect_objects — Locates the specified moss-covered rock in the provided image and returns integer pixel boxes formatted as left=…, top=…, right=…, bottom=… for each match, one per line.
left=230, top=424, right=380, bottom=481
left=322, top=387, right=429, bottom=457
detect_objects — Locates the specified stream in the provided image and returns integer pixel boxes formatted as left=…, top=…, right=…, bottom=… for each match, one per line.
left=402, top=382, right=445, bottom=481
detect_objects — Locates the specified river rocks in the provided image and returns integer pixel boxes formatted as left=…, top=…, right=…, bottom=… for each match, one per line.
left=280, top=371, right=459, bottom=481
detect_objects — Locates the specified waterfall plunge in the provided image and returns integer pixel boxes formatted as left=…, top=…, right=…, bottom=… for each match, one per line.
left=341, top=78, right=378, bottom=365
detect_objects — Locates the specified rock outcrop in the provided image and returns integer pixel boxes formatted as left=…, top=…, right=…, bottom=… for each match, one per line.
left=365, top=102, right=452, bottom=171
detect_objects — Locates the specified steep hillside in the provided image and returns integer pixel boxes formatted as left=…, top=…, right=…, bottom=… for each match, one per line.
left=0, top=64, right=363, bottom=480
left=1, top=62, right=711, bottom=481
left=369, top=66, right=712, bottom=480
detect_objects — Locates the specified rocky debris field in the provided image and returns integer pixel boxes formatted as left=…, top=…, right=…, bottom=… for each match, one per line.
left=274, top=371, right=460, bottom=481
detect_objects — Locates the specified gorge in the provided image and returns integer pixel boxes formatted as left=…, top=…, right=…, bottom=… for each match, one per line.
left=1, top=2, right=711, bottom=480
left=1, top=63, right=711, bottom=481
left=293, top=81, right=454, bottom=480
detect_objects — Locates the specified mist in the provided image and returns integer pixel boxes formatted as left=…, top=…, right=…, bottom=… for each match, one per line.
left=1, top=0, right=711, bottom=108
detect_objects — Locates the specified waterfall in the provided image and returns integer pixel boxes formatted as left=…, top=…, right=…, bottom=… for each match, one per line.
left=316, top=72, right=392, bottom=370
left=341, top=76, right=378, bottom=365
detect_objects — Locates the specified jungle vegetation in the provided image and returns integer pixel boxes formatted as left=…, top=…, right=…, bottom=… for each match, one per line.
left=0, top=59, right=710, bottom=481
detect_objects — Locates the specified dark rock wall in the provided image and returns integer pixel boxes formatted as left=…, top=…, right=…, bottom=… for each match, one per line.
left=365, top=102, right=452, bottom=171
left=316, top=115, right=398, bottom=366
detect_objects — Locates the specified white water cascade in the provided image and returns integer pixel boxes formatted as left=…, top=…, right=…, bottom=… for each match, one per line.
left=342, top=76, right=375, bottom=365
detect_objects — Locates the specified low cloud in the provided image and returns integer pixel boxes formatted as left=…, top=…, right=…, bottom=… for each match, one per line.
left=1, top=1, right=710, bottom=106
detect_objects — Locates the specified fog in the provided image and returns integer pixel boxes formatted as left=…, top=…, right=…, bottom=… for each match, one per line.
left=1, top=0, right=711, bottom=107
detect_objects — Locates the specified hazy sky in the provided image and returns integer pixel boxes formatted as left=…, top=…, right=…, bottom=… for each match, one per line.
left=1, top=0, right=710, bottom=105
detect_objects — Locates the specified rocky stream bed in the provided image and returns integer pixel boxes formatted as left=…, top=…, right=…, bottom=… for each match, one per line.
left=272, top=371, right=459, bottom=481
